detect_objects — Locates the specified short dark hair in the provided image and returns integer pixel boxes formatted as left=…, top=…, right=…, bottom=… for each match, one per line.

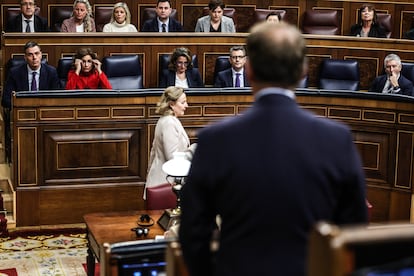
left=24, top=41, right=40, bottom=52
left=266, top=12, right=281, bottom=21
left=357, top=3, right=378, bottom=25
left=208, top=0, right=225, bottom=11
left=157, top=0, right=171, bottom=7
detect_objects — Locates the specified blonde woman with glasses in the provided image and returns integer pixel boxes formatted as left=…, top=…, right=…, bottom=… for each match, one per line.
left=61, top=0, right=96, bottom=32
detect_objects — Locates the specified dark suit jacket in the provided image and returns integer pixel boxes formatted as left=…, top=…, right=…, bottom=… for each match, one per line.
left=350, top=23, right=387, bottom=38
left=2, top=63, right=61, bottom=108
left=180, top=91, right=368, bottom=276
left=5, top=14, right=49, bottom=32
left=214, top=68, right=250, bottom=88
left=141, top=17, right=183, bottom=32
left=369, top=74, right=413, bottom=96
left=159, top=68, right=204, bottom=88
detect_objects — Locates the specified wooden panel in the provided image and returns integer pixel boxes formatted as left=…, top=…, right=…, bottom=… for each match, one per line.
left=11, top=90, right=414, bottom=226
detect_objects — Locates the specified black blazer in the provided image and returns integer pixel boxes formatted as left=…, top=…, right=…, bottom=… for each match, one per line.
left=350, top=23, right=387, bottom=38
left=5, top=14, right=49, bottom=32
left=159, top=68, right=204, bottom=88
left=141, top=17, right=183, bottom=32
left=214, top=68, right=250, bottom=88
left=369, top=74, right=414, bottom=96
left=180, top=92, right=368, bottom=276
left=2, top=63, right=61, bottom=108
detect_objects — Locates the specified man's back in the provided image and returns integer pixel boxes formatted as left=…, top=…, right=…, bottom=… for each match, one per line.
left=180, top=91, right=367, bottom=275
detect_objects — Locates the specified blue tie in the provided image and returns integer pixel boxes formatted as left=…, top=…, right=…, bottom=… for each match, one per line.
left=235, top=73, right=241, bottom=87
left=31, top=72, right=37, bottom=91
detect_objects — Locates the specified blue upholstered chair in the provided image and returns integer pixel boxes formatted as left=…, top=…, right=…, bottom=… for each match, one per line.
left=102, top=55, right=143, bottom=89
left=57, top=57, right=73, bottom=88
left=319, top=59, right=360, bottom=91
left=213, top=56, right=231, bottom=83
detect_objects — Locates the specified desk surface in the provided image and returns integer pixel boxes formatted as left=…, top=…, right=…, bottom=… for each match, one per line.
left=83, top=210, right=165, bottom=276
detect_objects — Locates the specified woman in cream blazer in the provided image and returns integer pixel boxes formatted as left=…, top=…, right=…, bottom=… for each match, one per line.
left=145, top=86, right=195, bottom=198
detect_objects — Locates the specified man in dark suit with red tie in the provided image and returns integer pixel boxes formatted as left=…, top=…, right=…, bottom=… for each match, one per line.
left=2, top=41, right=60, bottom=162
left=180, top=22, right=368, bottom=276
left=5, top=0, right=49, bottom=32
left=369, top=53, right=413, bottom=96
left=214, top=45, right=250, bottom=88
left=141, top=0, right=183, bottom=32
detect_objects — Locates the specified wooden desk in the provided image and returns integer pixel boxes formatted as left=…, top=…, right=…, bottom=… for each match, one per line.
left=83, top=210, right=164, bottom=276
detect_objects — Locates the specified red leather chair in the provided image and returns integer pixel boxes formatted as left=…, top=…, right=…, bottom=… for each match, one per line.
left=94, top=6, right=113, bottom=32
left=49, top=6, right=72, bottom=32
left=146, top=183, right=176, bottom=210
left=376, top=13, right=392, bottom=38
left=302, top=9, right=340, bottom=35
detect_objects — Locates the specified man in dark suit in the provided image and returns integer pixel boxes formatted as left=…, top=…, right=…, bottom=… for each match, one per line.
left=369, top=53, right=413, bottom=96
left=2, top=41, right=60, bottom=162
left=179, top=22, right=368, bottom=276
left=5, top=0, right=49, bottom=32
left=214, top=45, right=250, bottom=88
left=141, top=0, right=183, bottom=32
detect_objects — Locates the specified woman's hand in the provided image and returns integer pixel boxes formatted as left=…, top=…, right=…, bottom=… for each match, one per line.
left=93, top=59, right=102, bottom=74
left=74, top=58, right=82, bottom=75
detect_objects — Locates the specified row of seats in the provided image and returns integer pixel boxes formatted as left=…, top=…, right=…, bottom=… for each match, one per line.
left=1, top=5, right=394, bottom=36
left=6, top=53, right=414, bottom=91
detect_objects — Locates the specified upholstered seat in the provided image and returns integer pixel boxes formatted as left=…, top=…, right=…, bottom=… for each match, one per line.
left=146, top=183, right=176, bottom=210
left=302, top=9, right=340, bottom=35
left=94, top=6, right=113, bottom=32
left=254, top=9, right=286, bottom=22
left=319, top=59, right=360, bottom=91
left=297, top=76, right=309, bottom=88
left=4, top=6, right=41, bottom=30
left=213, top=55, right=231, bottom=83
left=49, top=6, right=72, bottom=32
left=57, top=57, right=73, bottom=88
left=102, top=55, right=143, bottom=89
left=377, top=13, right=392, bottom=38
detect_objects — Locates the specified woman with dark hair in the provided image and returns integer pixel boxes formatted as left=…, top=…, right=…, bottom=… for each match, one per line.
left=65, top=48, right=112, bottom=89
left=266, top=12, right=282, bottom=24
left=350, top=3, right=387, bottom=38
left=159, top=47, right=204, bottom=88
left=61, top=0, right=96, bottom=32
left=195, top=0, right=235, bottom=32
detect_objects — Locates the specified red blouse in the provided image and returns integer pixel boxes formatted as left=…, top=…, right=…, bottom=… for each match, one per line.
left=65, top=69, right=112, bottom=90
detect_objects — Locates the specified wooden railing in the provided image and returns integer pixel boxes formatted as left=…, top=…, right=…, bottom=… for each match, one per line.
left=11, top=88, right=414, bottom=226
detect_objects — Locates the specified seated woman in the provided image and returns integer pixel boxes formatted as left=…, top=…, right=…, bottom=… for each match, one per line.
left=103, top=2, right=137, bottom=32
left=65, top=48, right=112, bottom=89
left=159, top=47, right=204, bottom=88
left=61, top=0, right=96, bottom=32
left=195, top=0, right=235, bottom=33
left=350, top=3, right=387, bottom=38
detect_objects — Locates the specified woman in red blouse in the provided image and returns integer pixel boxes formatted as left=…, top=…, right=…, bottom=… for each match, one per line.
left=65, top=48, right=112, bottom=90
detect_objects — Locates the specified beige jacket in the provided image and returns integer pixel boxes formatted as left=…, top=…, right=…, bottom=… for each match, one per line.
left=145, top=115, right=191, bottom=197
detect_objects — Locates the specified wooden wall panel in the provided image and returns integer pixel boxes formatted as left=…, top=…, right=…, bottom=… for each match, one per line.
left=11, top=90, right=414, bottom=226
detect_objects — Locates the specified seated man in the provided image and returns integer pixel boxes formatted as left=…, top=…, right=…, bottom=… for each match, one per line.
left=141, top=0, right=183, bottom=32
left=2, top=41, right=61, bottom=162
left=214, top=45, right=250, bottom=88
left=5, top=0, right=49, bottom=32
left=369, top=53, right=413, bottom=96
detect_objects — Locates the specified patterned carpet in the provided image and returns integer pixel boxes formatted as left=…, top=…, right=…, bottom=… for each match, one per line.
left=0, top=228, right=98, bottom=276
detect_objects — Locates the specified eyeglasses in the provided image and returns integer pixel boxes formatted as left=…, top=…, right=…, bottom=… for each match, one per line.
left=230, top=55, right=246, bottom=60
left=176, top=61, right=189, bottom=66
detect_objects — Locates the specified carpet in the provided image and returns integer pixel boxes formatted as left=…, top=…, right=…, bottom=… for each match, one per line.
left=0, top=228, right=99, bottom=276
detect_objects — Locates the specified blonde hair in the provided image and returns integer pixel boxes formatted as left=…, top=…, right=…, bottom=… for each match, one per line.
left=111, top=2, right=131, bottom=25
left=72, top=0, right=94, bottom=32
left=156, top=86, right=185, bottom=115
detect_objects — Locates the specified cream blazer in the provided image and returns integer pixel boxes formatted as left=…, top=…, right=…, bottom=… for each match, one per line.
left=145, top=115, right=190, bottom=197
